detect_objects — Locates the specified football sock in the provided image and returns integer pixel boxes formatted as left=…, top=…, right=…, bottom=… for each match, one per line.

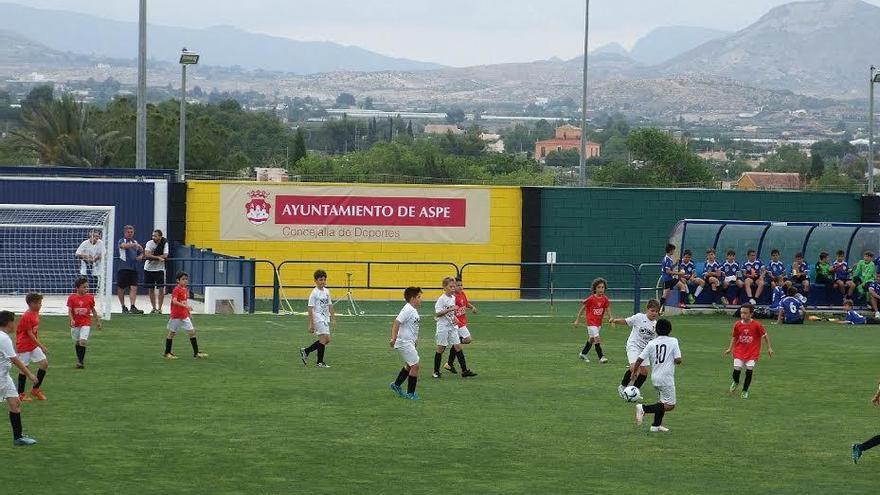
left=653, top=406, right=666, bottom=427
left=642, top=403, right=660, bottom=414
left=456, top=349, right=468, bottom=371
left=732, top=369, right=741, bottom=384
left=659, top=296, right=667, bottom=307
left=582, top=342, right=592, bottom=355
left=34, top=369, right=46, bottom=389
left=189, top=337, right=199, bottom=356
left=620, top=369, right=632, bottom=387
left=743, top=369, right=754, bottom=392
left=79, top=345, right=87, bottom=363
left=634, top=373, right=647, bottom=388
left=165, top=338, right=173, bottom=355
left=695, top=286, right=704, bottom=298
left=434, top=352, right=443, bottom=373
left=75, top=344, right=85, bottom=363
left=680, top=290, right=689, bottom=302
left=447, top=348, right=458, bottom=367
left=406, top=375, right=418, bottom=394
left=594, top=343, right=604, bottom=359
left=304, top=341, right=320, bottom=355
left=17, top=374, right=25, bottom=394
left=9, top=412, right=22, bottom=440
left=394, top=368, right=409, bottom=387
left=860, top=435, right=880, bottom=451
left=316, top=343, right=325, bottom=363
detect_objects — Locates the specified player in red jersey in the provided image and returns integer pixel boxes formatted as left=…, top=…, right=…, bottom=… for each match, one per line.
left=16, top=293, right=48, bottom=401
left=67, top=277, right=102, bottom=369
left=573, top=278, right=611, bottom=363
left=444, top=277, right=477, bottom=377
left=724, top=304, right=774, bottom=399
left=164, top=272, right=208, bottom=360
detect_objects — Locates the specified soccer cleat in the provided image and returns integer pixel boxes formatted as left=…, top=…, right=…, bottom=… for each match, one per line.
left=617, top=385, right=625, bottom=399
left=13, top=436, right=37, bottom=446
left=121, top=306, right=129, bottom=314
left=678, top=303, right=687, bottom=309
left=721, top=297, right=730, bottom=306
left=853, top=443, right=863, bottom=464
left=650, top=426, right=670, bottom=432
left=741, top=390, right=750, bottom=399
left=599, top=357, right=609, bottom=364
left=729, top=382, right=738, bottom=393
left=30, top=388, right=47, bottom=401
left=75, top=362, right=84, bottom=369
left=432, top=371, right=442, bottom=379
left=444, top=363, right=458, bottom=374
left=579, top=354, right=590, bottom=363
left=389, top=383, right=405, bottom=397
left=164, top=352, right=178, bottom=360
left=635, top=404, right=644, bottom=425
left=130, top=306, right=145, bottom=314
left=874, top=311, right=880, bottom=319
left=316, top=362, right=331, bottom=368
left=299, top=348, right=308, bottom=366
left=194, top=352, right=209, bottom=359
left=404, top=392, right=420, bottom=401
left=150, top=308, right=161, bottom=315
left=18, top=393, right=32, bottom=402
left=461, top=370, right=477, bottom=378
left=688, top=294, right=696, bottom=304
left=749, top=298, right=757, bottom=305
left=658, top=306, right=665, bottom=315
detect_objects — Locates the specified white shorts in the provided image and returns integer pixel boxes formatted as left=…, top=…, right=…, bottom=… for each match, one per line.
left=587, top=326, right=601, bottom=338
left=18, top=347, right=47, bottom=365
left=626, top=346, right=645, bottom=366
left=0, top=375, right=16, bottom=400
left=655, top=384, right=677, bottom=405
left=167, top=318, right=195, bottom=334
left=71, top=326, right=91, bottom=342
left=395, top=342, right=420, bottom=366
left=457, top=326, right=471, bottom=340
left=733, top=358, right=757, bottom=369
left=435, top=327, right=461, bottom=347
left=313, top=320, right=331, bottom=336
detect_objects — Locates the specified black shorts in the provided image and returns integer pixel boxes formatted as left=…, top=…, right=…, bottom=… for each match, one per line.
left=663, top=279, right=679, bottom=290
left=117, top=269, right=139, bottom=289
left=783, top=318, right=804, bottom=325
left=791, top=275, right=808, bottom=284
left=144, top=270, right=166, bottom=289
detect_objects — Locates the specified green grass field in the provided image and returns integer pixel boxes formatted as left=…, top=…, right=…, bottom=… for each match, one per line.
left=2, top=301, right=878, bottom=494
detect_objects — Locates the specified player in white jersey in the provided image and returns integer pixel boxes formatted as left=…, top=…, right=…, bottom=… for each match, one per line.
left=0, top=311, right=39, bottom=446
left=630, top=319, right=682, bottom=432
left=609, top=299, right=660, bottom=399
left=433, top=276, right=465, bottom=379
left=389, top=287, right=423, bottom=400
left=300, top=270, right=336, bottom=368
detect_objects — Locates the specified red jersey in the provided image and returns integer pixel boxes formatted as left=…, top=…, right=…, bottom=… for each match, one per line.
left=16, top=310, right=40, bottom=353
left=67, top=293, right=95, bottom=327
left=454, top=291, right=470, bottom=328
left=583, top=294, right=610, bottom=327
left=732, top=319, right=767, bottom=361
left=170, top=286, right=191, bottom=319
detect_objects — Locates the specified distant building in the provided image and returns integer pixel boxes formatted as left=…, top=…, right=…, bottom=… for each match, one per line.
left=697, top=150, right=729, bottom=161
left=424, top=124, right=463, bottom=135
left=736, top=172, right=801, bottom=191
left=254, top=167, right=289, bottom=182
left=534, top=124, right=600, bottom=162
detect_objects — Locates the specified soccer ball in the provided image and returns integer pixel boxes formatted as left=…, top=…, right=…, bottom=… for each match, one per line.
left=622, top=386, right=640, bottom=402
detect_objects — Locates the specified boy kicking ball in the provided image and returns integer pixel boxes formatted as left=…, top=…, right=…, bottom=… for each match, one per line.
left=68, top=277, right=102, bottom=369
left=631, top=318, right=681, bottom=432
left=433, top=276, right=469, bottom=379
left=610, top=299, right=660, bottom=399
left=0, top=311, right=39, bottom=445
left=164, top=272, right=208, bottom=360
left=390, top=287, right=423, bottom=400
left=724, top=304, right=773, bottom=399
left=16, top=293, right=48, bottom=402
left=573, top=277, right=611, bottom=363
left=300, top=270, right=336, bottom=368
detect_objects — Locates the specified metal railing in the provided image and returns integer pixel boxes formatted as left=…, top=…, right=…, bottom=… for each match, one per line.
left=277, top=260, right=460, bottom=290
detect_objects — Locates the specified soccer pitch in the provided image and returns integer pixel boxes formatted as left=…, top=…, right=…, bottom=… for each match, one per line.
left=2, top=301, right=877, bottom=494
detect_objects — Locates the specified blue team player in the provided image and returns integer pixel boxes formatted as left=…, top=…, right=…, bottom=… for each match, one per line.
left=769, top=276, right=787, bottom=312
left=721, top=250, right=743, bottom=306
left=742, top=249, right=766, bottom=305
left=831, top=299, right=880, bottom=325
left=767, top=249, right=786, bottom=289
left=659, top=243, right=687, bottom=312
left=777, top=286, right=806, bottom=324
left=678, top=250, right=705, bottom=304
left=790, top=252, right=810, bottom=301
left=703, top=248, right=723, bottom=304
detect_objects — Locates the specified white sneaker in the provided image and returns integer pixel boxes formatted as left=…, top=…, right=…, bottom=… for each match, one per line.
left=874, top=311, right=880, bottom=319
left=749, top=298, right=756, bottom=305
left=650, top=425, right=670, bottom=432
left=618, top=385, right=625, bottom=399
left=635, top=404, right=644, bottom=425
left=599, top=357, right=608, bottom=363
left=579, top=353, right=590, bottom=362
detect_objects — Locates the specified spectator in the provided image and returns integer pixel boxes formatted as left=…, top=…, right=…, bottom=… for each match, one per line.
left=75, top=229, right=104, bottom=291
left=143, top=229, right=169, bottom=315
left=117, top=225, right=144, bottom=314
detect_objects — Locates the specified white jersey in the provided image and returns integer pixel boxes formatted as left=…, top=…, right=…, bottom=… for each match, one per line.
left=639, top=335, right=681, bottom=387
left=625, top=313, right=657, bottom=351
left=394, top=303, right=420, bottom=346
left=308, top=287, right=333, bottom=324
left=0, top=331, right=16, bottom=376
left=144, top=239, right=169, bottom=272
left=75, top=239, right=105, bottom=276
left=435, top=293, right=458, bottom=332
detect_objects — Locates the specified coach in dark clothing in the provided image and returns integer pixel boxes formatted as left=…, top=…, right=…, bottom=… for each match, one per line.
left=117, top=224, right=144, bottom=314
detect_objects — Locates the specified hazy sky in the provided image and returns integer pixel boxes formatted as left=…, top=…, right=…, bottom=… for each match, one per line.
left=14, top=0, right=880, bottom=66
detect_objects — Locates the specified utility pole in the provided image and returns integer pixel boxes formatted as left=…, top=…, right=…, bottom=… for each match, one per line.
left=136, top=0, right=147, bottom=169
left=578, top=0, right=590, bottom=187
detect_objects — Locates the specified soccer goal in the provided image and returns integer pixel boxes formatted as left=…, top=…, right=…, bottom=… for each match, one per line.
left=0, top=205, right=115, bottom=320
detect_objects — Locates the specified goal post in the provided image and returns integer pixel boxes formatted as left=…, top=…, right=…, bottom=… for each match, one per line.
left=0, top=204, right=115, bottom=320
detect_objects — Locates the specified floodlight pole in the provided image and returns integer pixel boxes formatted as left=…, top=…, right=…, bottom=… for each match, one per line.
left=136, top=0, right=147, bottom=169
left=179, top=63, right=187, bottom=181
left=578, top=0, right=590, bottom=187
left=870, top=66, right=876, bottom=194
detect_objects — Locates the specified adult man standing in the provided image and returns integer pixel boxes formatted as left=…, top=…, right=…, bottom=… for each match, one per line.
left=143, top=229, right=169, bottom=314
left=117, top=225, right=144, bottom=314
left=75, top=230, right=105, bottom=291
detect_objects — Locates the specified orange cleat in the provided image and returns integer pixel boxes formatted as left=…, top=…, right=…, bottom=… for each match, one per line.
left=18, top=393, right=32, bottom=402
left=30, top=388, right=47, bottom=401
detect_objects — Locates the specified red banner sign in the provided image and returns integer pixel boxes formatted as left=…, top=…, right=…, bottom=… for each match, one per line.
left=275, top=195, right=466, bottom=227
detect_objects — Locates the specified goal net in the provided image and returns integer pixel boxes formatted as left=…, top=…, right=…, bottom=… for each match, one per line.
left=0, top=205, right=115, bottom=319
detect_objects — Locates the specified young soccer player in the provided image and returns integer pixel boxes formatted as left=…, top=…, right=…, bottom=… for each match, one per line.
left=610, top=299, right=660, bottom=399
left=721, top=250, right=743, bottom=305
left=573, top=277, right=611, bottom=363
left=390, top=287, right=423, bottom=400
left=769, top=276, right=787, bottom=313
left=433, top=276, right=473, bottom=378
left=768, top=249, right=786, bottom=289
left=831, top=299, right=880, bottom=325
left=0, top=311, right=39, bottom=446
left=867, top=272, right=880, bottom=319
left=67, top=277, right=102, bottom=369
left=659, top=244, right=687, bottom=312
left=778, top=286, right=806, bottom=324
left=445, top=277, right=477, bottom=376
left=742, top=249, right=766, bottom=305
left=300, top=270, right=335, bottom=368
left=832, top=250, right=856, bottom=298
left=16, top=293, right=48, bottom=402
left=631, top=318, right=681, bottom=432
left=852, top=382, right=880, bottom=463
left=790, top=252, right=810, bottom=300
left=724, top=304, right=774, bottom=399
left=164, top=272, right=208, bottom=360
left=678, top=250, right=705, bottom=304
left=853, top=251, right=877, bottom=297
left=703, top=248, right=723, bottom=303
